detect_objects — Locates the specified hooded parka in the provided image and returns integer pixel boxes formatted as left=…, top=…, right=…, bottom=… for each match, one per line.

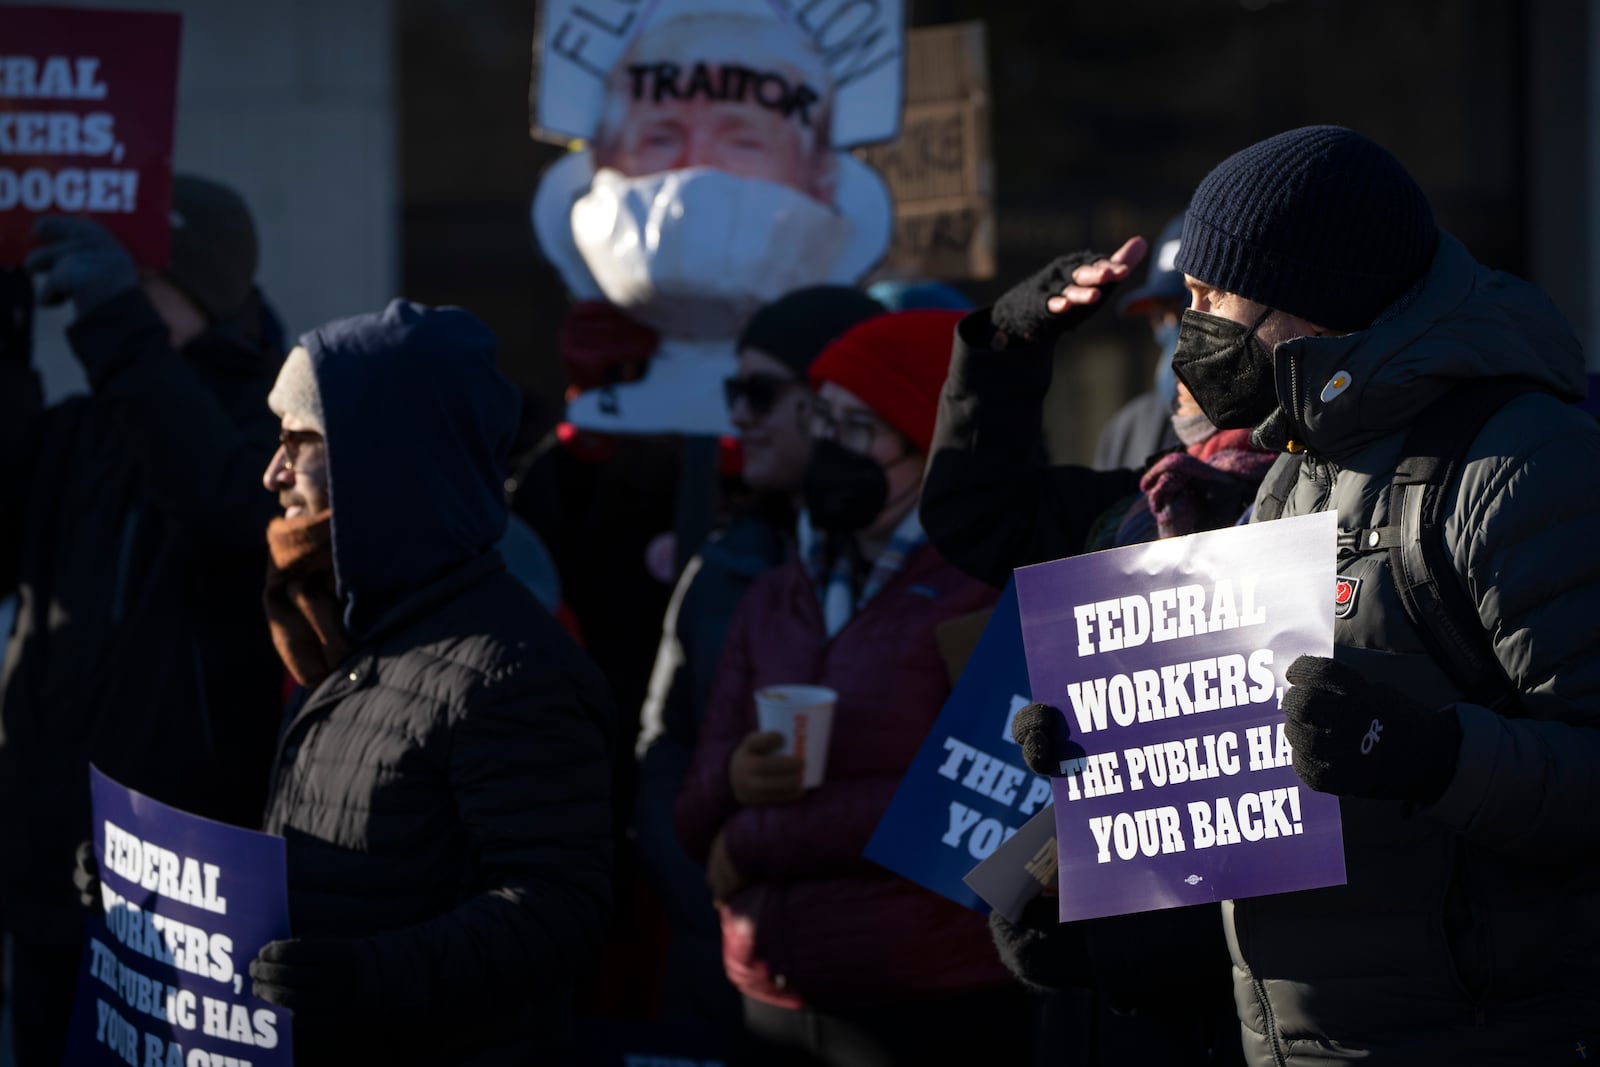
left=259, top=302, right=614, bottom=1066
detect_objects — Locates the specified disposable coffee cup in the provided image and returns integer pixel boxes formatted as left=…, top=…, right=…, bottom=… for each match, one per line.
left=754, top=684, right=838, bottom=789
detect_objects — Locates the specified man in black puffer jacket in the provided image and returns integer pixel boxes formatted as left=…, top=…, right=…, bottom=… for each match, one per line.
left=248, top=300, right=614, bottom=1066
left=926, top=127, right=1600, bottom=1065
left=0, top=178, right=287, bottom=1067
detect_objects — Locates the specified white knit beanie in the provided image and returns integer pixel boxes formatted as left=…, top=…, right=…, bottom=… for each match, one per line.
left=266, top=346, right=325, bottom=433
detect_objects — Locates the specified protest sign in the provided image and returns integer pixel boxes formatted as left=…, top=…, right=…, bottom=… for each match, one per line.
left=1015, top=512, right=1344, bottom=923
left=528, top=0, right=902, bottom=436
left=856, top=21, right=995, bottom=281
left=64, top=766, right=292, bottom=1067
left=865, top=580, right=1051, bottom=911
left=961, top=804, right=1056, bottom=923
left=0, top=6, right=182, bottom=268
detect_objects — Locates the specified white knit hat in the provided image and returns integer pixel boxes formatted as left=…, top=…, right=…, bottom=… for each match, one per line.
left=266, top=346, right=325, bottom=433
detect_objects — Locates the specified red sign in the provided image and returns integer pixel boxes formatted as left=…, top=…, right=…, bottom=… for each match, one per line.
left=0, top=6, right=182, bottom=268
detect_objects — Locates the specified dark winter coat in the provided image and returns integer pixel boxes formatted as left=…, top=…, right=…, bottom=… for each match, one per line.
left=922, top=309, right=1248, bottom=1067
left=0, top=288, right=286, bottom=945
left=259, top=302, right=614, bottom=1065
left=674, top=544, right=1012, bottom=1011
left=1228, top=232, right=1600, bottom=1065
left=634, top=511, right=788, bottom=1023
left=638, top=511, right=791, bottom=768
left=921, top=307, right=1142, bottom=588
left=925, top=233, right=1600, bottom=1064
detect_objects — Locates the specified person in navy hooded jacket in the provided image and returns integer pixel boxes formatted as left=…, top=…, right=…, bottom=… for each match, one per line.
left=247, top=300, right=614, bottom=1066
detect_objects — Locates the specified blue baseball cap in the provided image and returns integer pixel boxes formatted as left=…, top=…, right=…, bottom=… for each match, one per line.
left=1116, top=213, right=1188, bottom=318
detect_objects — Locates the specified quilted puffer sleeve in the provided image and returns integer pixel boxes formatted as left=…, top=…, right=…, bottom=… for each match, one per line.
left=1427, top=396, right=1600, bottom=854
left=354, top=656, right=614, bottom=1022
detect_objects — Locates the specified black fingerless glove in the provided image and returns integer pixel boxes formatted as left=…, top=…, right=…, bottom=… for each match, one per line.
left=991, top=251, right=1118, bottom=346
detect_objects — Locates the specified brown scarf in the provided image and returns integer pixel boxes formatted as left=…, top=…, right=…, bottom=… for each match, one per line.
left=264, top=512, right=350, bottom=689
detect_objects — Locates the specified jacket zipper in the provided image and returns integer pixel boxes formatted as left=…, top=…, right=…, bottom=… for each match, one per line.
left=1281, top=346, right=1316, bottom=454
left=1253, top=978, right=1289, bottom=1066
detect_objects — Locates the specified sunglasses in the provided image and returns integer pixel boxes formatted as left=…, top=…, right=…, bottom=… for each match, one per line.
left=723, top=373, right=803, bottom=417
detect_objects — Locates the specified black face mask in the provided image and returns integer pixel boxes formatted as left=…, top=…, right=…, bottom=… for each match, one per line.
left=803, top=439, right=887, bottom=535
left=1171, top=306, right=1278, bottom=430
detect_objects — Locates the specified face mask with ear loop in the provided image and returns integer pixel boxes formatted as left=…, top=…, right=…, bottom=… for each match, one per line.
left=802, top=439, right=922, bottom=537
left=1170, top=305, right=1278, bottom=430
left=1151, top=319, right=1181, bottom=408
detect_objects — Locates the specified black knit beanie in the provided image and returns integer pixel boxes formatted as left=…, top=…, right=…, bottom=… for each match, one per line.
left=737, top=285, right=885, bottom=378
left=1175, top=126, right=1439, bottom=331
left=165, top=174, right=260, bottom=322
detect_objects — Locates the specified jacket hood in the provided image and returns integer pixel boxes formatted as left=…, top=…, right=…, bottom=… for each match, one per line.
left=1273, top=231, right=1585, bottom=458
left=300, top=299, right=520, bottom=634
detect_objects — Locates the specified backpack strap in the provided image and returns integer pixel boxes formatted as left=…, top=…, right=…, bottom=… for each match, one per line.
left=1387, top=379, right=1540, bottom=713
left=1253, top=451, right=1305, bottom=523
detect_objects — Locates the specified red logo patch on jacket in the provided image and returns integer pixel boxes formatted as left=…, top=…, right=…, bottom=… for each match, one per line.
left=1334, top=575, right=1361, bottom=619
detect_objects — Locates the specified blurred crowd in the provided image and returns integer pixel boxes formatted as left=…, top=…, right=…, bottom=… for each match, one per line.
left=2, top=121, right=1599, bottom=1067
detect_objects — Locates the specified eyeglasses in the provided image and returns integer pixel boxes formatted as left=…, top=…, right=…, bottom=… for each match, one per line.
left=808, top=400, right=892, bottom=455
left=279, top=428, right=324, bottom=471
left=723, top=373, right=803, bottom=417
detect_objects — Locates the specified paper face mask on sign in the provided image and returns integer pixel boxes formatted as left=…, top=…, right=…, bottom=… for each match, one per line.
left=572, top=166, right=852, bottom=339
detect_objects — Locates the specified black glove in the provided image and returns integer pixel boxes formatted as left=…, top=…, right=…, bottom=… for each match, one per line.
left=249, top=937, right=382, bottom=1015
left=988, top=895, right=1086, bottom=994
left=1012, top=702, right=1074, bottom=776
left=24, top=216, right=139, bottom=318
left=991, top=251, right=1118, bottom=346
left=73, top=840, right=101, bottom=912
left=1281, top=655, right=1462, bottom=804
left=0, top=267, right=33, bottom=365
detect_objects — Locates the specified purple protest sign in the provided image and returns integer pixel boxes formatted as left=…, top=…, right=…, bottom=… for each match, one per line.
left=63, top=765, right=292, bottom=1067
left=1015, top=511, right=1345, bottom=923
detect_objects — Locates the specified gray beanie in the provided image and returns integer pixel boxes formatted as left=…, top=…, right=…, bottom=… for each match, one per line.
left=266, top=347, right=325, bottom=434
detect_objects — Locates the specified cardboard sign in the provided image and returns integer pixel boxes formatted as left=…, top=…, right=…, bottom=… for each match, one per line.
left=1014, top=512, right=1346, bottom=923
left=0, top=6, right=182, bottom=267
left=532, top=0, right=906, bottom=149
left=864, top=580, right=1051, bottom=911
left=962, top=804, right=1057, bottom=924
left=856, top=21, right=994, bottom=281
left=63, top=766, right=292, bottom=1067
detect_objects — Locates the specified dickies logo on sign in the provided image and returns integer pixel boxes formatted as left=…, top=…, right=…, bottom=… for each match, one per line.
left=1334, top=575, right=1361, bottom=619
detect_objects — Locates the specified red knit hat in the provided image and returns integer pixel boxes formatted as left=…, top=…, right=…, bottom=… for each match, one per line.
left=807, top=309, right=963, bottom=453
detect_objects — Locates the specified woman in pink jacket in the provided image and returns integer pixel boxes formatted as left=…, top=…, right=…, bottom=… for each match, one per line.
left=675, top=311, right=1030, bottom=1067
